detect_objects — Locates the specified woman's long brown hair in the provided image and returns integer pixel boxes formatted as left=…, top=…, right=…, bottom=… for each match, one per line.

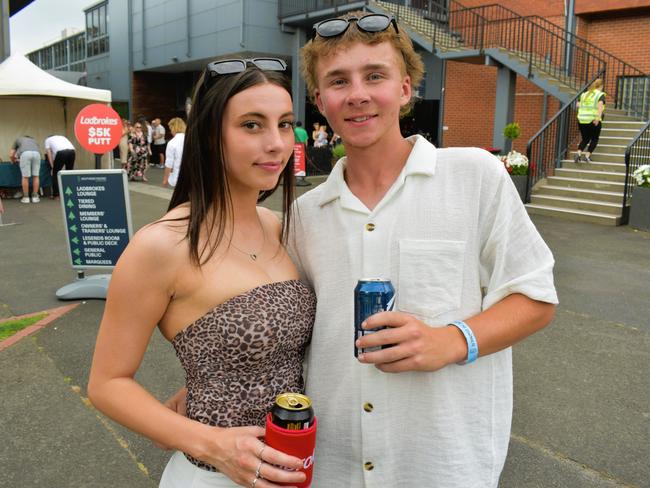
left=167, top=65, right=295, bottom=266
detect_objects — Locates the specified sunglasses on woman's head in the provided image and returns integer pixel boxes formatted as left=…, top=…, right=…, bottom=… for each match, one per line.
left=313, top=14, right=398, bottom=38
left=203, top=57, right=287, bottom=87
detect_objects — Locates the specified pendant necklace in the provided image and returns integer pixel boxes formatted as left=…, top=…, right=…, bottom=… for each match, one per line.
left=228, top=215, right=265, bottom=261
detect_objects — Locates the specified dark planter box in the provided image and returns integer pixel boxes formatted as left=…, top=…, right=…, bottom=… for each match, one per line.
left=510, top=174, right=528, bottom=202
left=629, top=186, right=650, bottom=231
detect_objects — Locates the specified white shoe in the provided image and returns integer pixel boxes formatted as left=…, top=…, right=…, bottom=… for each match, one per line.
left=31, top=194, right=40, bottom=203
left=21, top=197, right=31, bottom=203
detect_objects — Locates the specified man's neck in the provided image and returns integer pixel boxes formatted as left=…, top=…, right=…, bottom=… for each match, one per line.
left=343, top=133, right=413, bottom=211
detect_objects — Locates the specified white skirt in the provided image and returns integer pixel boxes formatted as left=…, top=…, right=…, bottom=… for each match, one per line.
left=159, top=451, right=241, bottom=488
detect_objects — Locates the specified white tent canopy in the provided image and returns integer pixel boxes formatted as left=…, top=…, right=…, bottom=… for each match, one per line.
left=0, top=55, right=113, bottom=170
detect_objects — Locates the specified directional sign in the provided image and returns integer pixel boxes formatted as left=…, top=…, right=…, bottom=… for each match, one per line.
left=58, top=169, right=133, bottom=269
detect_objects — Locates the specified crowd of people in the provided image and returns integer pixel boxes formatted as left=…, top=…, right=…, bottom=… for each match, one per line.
left=118, top=115, right=186, bottom=187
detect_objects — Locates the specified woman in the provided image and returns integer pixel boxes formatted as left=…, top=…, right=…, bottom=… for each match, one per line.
left=119, top=119, right=131, bottom=169
left=575, top=78, right=605, bottom=164
left=162, top=117, right=186, bottom=188
left=128, top=121, right=149, bottom=181
left=311, top=122, right=320, bottom=146
left=88, top=58, right=315, bottom=488
left=314, top=124, right=329, bottom=148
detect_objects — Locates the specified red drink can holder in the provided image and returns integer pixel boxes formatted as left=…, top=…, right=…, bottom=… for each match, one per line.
left=265, top=413, right=317, bottom=487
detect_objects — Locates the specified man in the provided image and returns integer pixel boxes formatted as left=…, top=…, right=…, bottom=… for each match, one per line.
left=294, top=121, right=309, bottom=144
left=44, top=134, right=76, bottom=199
left=9, top=135, right=41, bottom=203
left=152, top=118, right=167, bottom=169
left=289, top=12, right=558, bottom=487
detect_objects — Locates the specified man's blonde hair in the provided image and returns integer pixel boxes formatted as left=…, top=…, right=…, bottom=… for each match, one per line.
left=301, top=11, right=424, bottom=115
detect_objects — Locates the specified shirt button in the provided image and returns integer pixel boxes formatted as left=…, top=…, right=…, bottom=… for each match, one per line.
left=365, top=223, right=375, bottom=232
left=363, top=402, right=374, bottom=412
left=364, top=461, right=375, bottom=471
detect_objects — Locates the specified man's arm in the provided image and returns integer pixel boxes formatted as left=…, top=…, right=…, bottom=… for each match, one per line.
left=358, top=294, right=555, bottom=372
left=8, top=148, right=17, bottom=163
left=46, top=149, right=54, bottom=167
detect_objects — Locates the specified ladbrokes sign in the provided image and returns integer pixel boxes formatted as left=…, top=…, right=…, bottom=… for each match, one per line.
left=74, top=104, right=123, bottom=154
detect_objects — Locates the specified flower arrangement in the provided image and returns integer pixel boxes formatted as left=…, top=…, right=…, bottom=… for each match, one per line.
left=633, top=165, right=650, bottom=188
left=500, top=150, right=529, bottom=176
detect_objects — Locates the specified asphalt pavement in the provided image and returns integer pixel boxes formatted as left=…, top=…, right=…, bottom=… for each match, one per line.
left=0, top=166, right=648, bottom=488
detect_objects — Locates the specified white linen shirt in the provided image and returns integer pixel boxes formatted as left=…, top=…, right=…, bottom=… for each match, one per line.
left=165, top=133, right=185, bottom=188
left=289, top=135, right=558, bottom=488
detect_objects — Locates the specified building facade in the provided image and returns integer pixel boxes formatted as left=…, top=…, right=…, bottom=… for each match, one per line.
left=22, top=0, right=650, bottom=153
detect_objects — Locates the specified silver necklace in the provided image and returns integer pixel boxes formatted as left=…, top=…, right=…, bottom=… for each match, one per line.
left=228, top=215, right=266, bottom=261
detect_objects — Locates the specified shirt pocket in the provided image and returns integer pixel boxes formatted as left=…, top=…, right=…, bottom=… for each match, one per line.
left=398, top=239, right=466, bottom=318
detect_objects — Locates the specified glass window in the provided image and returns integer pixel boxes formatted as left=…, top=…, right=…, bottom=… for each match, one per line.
left=85, top=2, right=109, bottom=57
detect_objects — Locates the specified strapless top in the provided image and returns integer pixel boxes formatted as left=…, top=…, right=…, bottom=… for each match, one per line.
left=171, top=279, right=316, bottom=471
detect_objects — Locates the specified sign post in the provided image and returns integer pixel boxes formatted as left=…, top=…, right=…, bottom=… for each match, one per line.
left=56, top=170, right=133, bottom=300
left=293, top=143, right=311, bottom=187
left=56, top=104, right=127, bottom=300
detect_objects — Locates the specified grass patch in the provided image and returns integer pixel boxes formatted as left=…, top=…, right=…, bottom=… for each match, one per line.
left=0, top=313, right=48, bottom=341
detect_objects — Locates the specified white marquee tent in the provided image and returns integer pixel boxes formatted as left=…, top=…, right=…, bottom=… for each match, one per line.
left=0, top=55, right=114, bottom=169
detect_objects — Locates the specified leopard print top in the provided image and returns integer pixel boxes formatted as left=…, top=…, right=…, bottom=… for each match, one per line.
left=171, top=279, right=316, bottom=471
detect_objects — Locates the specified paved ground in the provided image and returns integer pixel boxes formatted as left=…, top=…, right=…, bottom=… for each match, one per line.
left=0, top=166, right=648, bottom=488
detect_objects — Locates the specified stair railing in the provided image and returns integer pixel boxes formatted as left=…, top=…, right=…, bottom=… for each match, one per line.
left=525, top=15, right=648, bottom=121
left=622, top=120, right=650, bottom=223
left=446, top=4, right=606, bottom=94
left=525, top=72, right=604, bottom=202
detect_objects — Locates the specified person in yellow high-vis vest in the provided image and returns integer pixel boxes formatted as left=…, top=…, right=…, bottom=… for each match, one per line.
left=575, top=78, right=605, bottom=164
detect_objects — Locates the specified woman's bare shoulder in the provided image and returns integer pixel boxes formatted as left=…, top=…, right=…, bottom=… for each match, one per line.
left=258, top=206, right=282, bottom=238
left=128, top=205, right=190, bottom=259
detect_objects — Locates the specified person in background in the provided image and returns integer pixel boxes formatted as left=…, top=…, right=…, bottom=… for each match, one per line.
left=87, top=57, right=314, bottom=488
left=162, top=117, right=186, bottom=188
left=44, top=134, right=76, bottom=200
left=311, top=121, right=320, bottom=146
left=314, top=124, right=329, bottom=147
left=137, top=115, right=154, bottom=167
left=294, top=120, right=309, bottom=144
left=9, top=135, right=41, bottom=204
left=330, top=132, right=342, bottom=146
left=152, top=117, right=167, bottom=169
left=128, top=121, right=149, bottom=182
left=119, top=119, right=131, bottom=169
left=575, top=78, right=605, bottom=164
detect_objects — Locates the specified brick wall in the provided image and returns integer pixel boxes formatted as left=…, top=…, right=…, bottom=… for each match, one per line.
left=586, top=13, right=650, bottom=74
left=131, top=72, right=185, bottom=133
left=442, top=61, right=495, bottom=149
left=442, top=0, right=649, bottom=149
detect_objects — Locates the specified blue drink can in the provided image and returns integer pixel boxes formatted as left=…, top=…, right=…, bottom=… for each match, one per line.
left=354, top=278, right=395, bottom=358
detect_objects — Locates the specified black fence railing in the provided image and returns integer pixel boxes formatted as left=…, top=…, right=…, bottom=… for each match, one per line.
left=623, top=120, right=650, bottom=222
left=446, top=4, right=606, bottom=94
left=617, top=76, right=650, bottom=122
left=525, top=15, right=648, bottom=121
left=278, top=0, right=366, bottom=19
left=525, top=74, right=603, bottom=202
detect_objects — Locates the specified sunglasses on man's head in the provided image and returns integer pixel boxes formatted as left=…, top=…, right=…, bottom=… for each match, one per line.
left=313, top=14, right=398, bottom=38
left=203, top=57, right=287, bottom=87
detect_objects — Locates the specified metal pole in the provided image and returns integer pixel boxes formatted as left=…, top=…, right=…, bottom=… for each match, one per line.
left=564, top=0, right=576, bottom=77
